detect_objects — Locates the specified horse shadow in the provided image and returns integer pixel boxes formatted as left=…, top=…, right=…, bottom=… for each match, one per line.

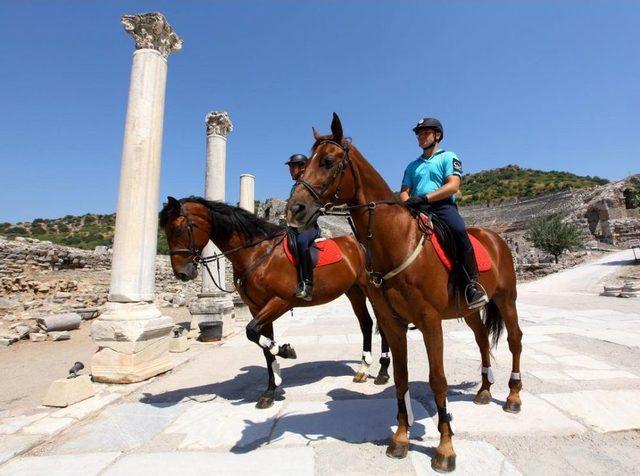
left=230, top=381, right=480, bottom=454
left=139, top=359, right=360, bottom=407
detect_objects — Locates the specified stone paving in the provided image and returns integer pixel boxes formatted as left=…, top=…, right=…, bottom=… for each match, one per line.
left=1, top=250, right=639, bottom=475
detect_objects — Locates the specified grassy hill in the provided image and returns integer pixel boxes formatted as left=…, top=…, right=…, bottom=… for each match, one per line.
left=0, top=214, right=170, bottom=255
left=0, top=166, right=610, bottom=251
left=458, top=165, right=609, bottom=205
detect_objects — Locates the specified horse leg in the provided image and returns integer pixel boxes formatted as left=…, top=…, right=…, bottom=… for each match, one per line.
left=245, top=297, right=295, bottom=409
left=421, top=317, right=456, bottom=473
left=375, top=325, right=391, bottom=385
left=464, top=311, right=494, bottom=405
left=377, top=317, right=410, bottom=459
left=345, top=286, right=373, bottom=383
left=492, top=294, right=523, bottom=413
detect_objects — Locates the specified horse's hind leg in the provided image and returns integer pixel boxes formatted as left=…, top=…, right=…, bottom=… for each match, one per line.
left=464, top=310, right=494, bottom=404
left=492, top=293, right=523, bottom=413
left=375, top=324, right=391, bottom=385
left=345, top=286, right=373, bottom=383
left=256, top=323, right=280, bottom=409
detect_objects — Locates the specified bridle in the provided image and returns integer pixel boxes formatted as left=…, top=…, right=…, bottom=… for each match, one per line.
left=169, top=210, right=285, bottom=295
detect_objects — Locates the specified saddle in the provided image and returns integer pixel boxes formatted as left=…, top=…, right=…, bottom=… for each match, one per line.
left=418, top=213, right=492, bottom=272
left=283, top=236, right=343, bottom=268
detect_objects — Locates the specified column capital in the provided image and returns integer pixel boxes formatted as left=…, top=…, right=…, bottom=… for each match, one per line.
left=121, top=12, right=182, bottom=58
left=205, top=111, right=234, bottom=137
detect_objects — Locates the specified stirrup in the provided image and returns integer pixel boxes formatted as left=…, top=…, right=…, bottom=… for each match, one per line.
left=465, top=282, right=489, bottom=309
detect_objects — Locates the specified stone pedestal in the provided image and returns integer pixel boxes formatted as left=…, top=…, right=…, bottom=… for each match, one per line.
left=91, top=13, right=181, bottom=384
left=239, top=174, right=255, bottom=213
left=92, top=303, right=174, bottom=383
left=189, top=295, right=235, bottom=339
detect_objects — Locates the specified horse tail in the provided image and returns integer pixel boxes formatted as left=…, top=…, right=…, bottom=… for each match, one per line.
left=483, top=299, right=504, bottom=348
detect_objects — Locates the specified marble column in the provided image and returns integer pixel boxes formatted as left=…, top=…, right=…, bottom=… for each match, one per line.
left=188, top=112, right=235, bottom=338
left=239, top=174, right=255, bottom=212
left=91, top=13, right=182, bottom=383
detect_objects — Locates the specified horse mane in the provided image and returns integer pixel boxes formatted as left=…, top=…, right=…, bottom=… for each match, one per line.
left=159, top=196, right=284, bottom=242
left=310, top=134, right=352, bottom=153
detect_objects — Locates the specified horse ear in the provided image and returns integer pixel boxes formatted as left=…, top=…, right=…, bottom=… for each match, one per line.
left=331, top=112, right=343, bottom=143
left=312, top=126, right=322, bottom=141
left=167, top=196, right=181, bottom=213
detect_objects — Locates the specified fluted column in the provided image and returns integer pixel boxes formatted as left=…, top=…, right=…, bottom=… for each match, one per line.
left=91, top=12, right=182, bottom=383
left=239, top=174, right=255, bottom=212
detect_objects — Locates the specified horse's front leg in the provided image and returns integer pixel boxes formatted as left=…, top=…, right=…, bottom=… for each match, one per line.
left=375, top=325, right=391, bottom=385
left=245, top=297, right=296, bottom=409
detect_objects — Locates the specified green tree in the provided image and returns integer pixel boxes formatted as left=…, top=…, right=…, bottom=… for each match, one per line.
left=526, top=217, right=582, bottom=264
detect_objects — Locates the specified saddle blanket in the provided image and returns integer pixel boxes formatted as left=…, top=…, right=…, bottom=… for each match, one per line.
left=419, top=214, right=492, bottom=272
left=283, top=237, right=343, bottom=268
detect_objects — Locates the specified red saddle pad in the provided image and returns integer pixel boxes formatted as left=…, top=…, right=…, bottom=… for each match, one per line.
left=431, top=233, right=492, bottom=272
left=283, top=237, right=343, bottom=267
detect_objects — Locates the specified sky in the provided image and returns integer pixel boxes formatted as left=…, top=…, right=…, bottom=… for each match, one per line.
left=1, top=1, right=639, bottom=223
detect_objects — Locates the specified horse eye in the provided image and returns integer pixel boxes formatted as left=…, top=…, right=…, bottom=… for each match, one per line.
left=321, top=156, right=335, bottom=168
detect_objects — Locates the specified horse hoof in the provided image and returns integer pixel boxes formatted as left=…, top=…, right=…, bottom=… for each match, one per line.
left=255, top=395, right=274, bottom=409
left=385, top=441, right=408, bottom=459
left=431, top=453, right=456, bottom=473
left=353, top=372, right=368, bottom=383
left=503, top=400, right=521, bottom=414
left=473, top=389, right=492, bottom=405
left=277, top=344, right=297, bottom=359
left=374, top=374, right=390, bottom=385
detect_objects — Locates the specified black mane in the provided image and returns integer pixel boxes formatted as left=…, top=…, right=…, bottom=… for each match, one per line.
left=160, top=196, right=284, bottom=242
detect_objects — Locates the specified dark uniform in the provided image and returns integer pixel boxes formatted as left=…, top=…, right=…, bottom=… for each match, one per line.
left=285, top=154, right=319, bottom=301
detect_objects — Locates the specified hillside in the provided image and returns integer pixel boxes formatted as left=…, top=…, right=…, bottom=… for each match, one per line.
left=458, top=165, right=608, bottom=205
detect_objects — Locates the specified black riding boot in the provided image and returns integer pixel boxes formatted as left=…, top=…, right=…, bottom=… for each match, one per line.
left=294, top=248, right=314, bottom=301
left=461, top=247, right=488, bottom=309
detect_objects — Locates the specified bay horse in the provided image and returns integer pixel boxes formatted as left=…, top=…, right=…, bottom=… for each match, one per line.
left=286, top=114, right=523, bottom=472
left=160, top=196, right=391, bottom=409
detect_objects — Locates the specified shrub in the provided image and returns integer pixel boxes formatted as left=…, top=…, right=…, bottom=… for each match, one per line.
left=526, top=217, right=582, bottom=263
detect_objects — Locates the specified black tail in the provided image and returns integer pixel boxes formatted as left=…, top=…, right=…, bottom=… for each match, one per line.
left=483, top=300, right=504, bottom=348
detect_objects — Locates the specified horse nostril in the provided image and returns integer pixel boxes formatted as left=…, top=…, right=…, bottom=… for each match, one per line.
left=293, top=202, right=306, bottom=215
left=176, top=272, right=189, bottom=281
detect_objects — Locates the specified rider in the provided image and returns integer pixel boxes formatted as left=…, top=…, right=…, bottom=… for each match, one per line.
left=400, top=118, right=488, bottom=309
left=286, top=154, right=320, bottom=301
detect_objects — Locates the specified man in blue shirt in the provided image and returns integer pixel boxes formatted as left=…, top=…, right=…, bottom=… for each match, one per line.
left=400, top=118, right=488, bottom=309
left=286, top=154, right=320, bottom=301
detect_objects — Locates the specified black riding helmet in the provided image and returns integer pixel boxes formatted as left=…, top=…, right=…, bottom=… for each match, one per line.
left=285, top=154, right=308, bottom=166
left=412, top=117, right=444, bottom=141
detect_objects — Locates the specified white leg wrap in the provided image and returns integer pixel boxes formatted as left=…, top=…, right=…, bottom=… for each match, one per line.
left=482, top=366, right=495, bottom=384
left=511, top=372, right=521, bottom=381
left=362, top=351, right=373, bottom=365
left=272, top=360, right=282, bottom=387
left=381, top=352, right=390, bottom=359
left=258, top=335, right=280, bottom=356
left=404, top=390, right=414, bottom=427
left=357, top=360, right=371, bottom=376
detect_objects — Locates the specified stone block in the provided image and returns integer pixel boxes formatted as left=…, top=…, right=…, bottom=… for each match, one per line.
left=29, top=333, right=47, bottom=342
left=169, top=333, right=189, bottom=353
left=0, top=452, right=121, bottom=476
left=37, top=312, right=81, bottom=332
left=49, top=331, right=71, bottom=341
left=189, top=296, right=235, bottom=339
left=43, top=375, right=95, bottom=408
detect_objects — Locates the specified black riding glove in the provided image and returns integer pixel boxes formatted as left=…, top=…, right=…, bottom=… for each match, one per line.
left=404, top=196, right=428, bottom=208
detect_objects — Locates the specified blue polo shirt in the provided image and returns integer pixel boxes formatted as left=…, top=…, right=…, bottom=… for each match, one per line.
left=401, top=149, right=463, bottom=202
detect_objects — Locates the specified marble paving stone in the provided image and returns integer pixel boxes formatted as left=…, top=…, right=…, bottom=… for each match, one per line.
left=527, top=343, right=577, bottom=357
left=269, top=398, right=439, bottom=447
left=521, top=334, right=555, bottom=344
left=411, top=438, right=521, bottom=475
left=0, top=434, right=45, bottom=465
left=525, top=352, right=556, bottom=365
left=575, top=329, right=640, bottom=348
left=346, top=333, right=364, bottom=344
left=528, top=369, right=572, bottom=381
left=431, top=392, right=585, bottom=436
left=539, top=390, right=640, bottom=433
left=0, top=452, right=121, bottom=476
left=288, top=335, right=318, bottom=346
left=163, top=400, right=282, bottom=449
left=318, top=334, right=349, bottom=345
left=408, top=331, right=424, bottom=341
left=49, top=402, right=188, bottom=454
left=521, top=325, right=575, bottom=335
left=563, top=369, right=639, bottom=381
left=282, top=375, right=358, bottom=398
left=102, top=448, right=314, bottom=476
left=22, top=417, right=75, bottom=436
left=554, top=355, right=613, bottom=370
left=0, top=414, right=48, bottom=435
left=51, top=393, right=121, bottom=420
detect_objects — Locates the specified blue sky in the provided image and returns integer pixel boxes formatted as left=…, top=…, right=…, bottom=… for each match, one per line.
left=1, top=1, right=638, bottom=222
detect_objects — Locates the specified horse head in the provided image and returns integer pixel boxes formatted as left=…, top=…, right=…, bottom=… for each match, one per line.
left=159, top=196, right=212, bottom=281
left=286, top=113, right=358, bottom=228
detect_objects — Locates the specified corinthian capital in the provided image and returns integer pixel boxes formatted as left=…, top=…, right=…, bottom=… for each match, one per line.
left=121, top=12, right=182, bottom=58
left=205, top=111, right=234, bottom=137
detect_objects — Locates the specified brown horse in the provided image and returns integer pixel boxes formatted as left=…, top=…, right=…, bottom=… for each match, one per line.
left=160, top=196, right=391, bottom=409
left=286, top=114, right=523, bottom=472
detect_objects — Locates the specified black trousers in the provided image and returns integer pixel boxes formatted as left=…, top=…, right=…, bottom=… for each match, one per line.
left=418, top=200, right=473, bottom=258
